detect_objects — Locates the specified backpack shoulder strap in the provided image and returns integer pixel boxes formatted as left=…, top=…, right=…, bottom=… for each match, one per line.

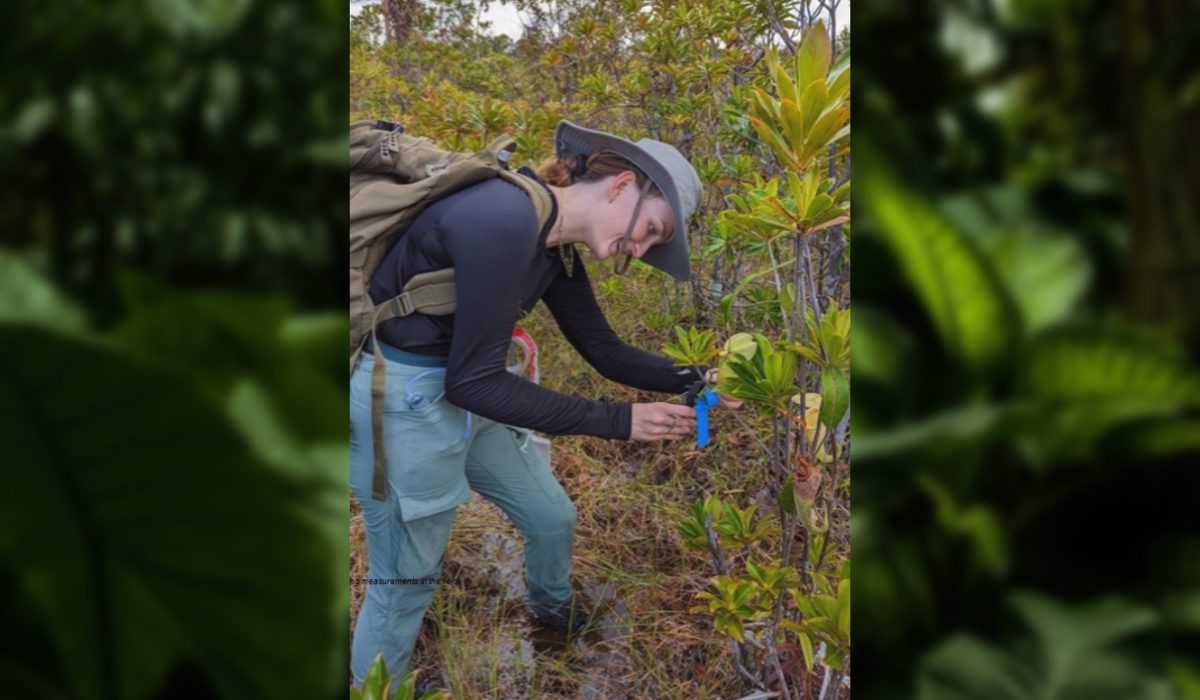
left=499, top=170, right=555, bottom=234
left=478, top=133, right=553, bottom=233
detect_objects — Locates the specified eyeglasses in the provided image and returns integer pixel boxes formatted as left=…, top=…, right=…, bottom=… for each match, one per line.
left=614, top=177, right=655, bottom=276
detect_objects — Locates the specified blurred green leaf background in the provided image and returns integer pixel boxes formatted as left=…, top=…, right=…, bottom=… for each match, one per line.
left=0, top=1, right=347, bottom=699
left=854, top=0, right=1200, bottom=698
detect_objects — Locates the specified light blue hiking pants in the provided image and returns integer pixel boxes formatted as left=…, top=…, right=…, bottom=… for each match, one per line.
left=349, top=347, right=577, bottom=687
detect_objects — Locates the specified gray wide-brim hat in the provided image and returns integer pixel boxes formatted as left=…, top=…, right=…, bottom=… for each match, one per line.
left=555, top=120, right=702, bottom=281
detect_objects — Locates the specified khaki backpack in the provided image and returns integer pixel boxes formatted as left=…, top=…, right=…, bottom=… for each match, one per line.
left=350, top=120, right=553, bottom=501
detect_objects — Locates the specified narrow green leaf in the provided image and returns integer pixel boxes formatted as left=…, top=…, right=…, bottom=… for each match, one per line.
left=788, top=171, right=809, bottom=211
left=803, top=106, right=849, bottom=163
left=779, top=98, right=806, bottom=157
left=748, top=87, right=780, bottom=124
left=854, top=404, right=1008, bottom=462
left=811, top=571, right=834, bottom=596
left=802, top=165, right=822, bottom=208
left=704, top=494, right=722, bottom=517
left=793, top=345, right=825, bottom=366
left=829, top=45, right=851, bottom=79
left=0, top=255, right=88, bottom=333
left=733, top=584, right=756, bottom=608
left=826, top=646, right=846, bottom=671
left=728, top=616, right=747, bottom=642
left=394, top=673, right=417, bottom=700
left=747, top=115, right=795, bottom=168
left=780, top=284, right=796, bottom=322
left=772, top=57, right=799, bottom=106
left=814, top=594, right=839, bottom=622
left=792, top=590, right=817, bottom=618
left=799, top=633, right=816, bottom=671
left=820, top=366, right=850, bottom=430
left=807, top=617, right=838, bottom=637
left=719, top=293, right=734, bottom=325
left=763, top=194, right=793, bottom=220
left=828, top=65, right=851, bottom=104
left=858, top=138, right=1017, bottom=370
left=714, top=615, right=728, bottom=637
left=780, top=473, right=797, bottom=515
left=837, top=579, right=851, bottom=635
left=364, top=654, right=392, bottom=700
left=987, top=225, right=1090, bottom=334
left=796, top=20, right=832, bottom=95
left=805, top=194, right=833, bottom=220
left=798, top=81, right=830, bottom=140
left=809, top=216, right=849, bottom=235
left=726, top=503, right=745, bottom=531
left=745, top=214, right=793, bottom=232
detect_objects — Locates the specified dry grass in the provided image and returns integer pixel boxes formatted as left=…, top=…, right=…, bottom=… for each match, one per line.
left=349, top=265, right=851, bottom=699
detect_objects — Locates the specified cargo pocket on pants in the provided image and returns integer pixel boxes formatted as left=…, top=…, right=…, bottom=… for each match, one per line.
left=506, top=427, right=563, bottom=505
left=385, top=400, right=470, bottom=520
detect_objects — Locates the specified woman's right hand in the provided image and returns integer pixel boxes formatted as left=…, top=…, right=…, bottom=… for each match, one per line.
left=629, top=402, right=697, bottom=441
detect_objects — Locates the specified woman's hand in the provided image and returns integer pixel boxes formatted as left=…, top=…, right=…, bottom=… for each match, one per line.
left=704, top=368, right=744, bottom=409
left=630, top=403, right=697, bottom=441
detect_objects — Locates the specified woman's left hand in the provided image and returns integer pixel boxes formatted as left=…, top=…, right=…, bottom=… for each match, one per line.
left=704, top=368, right=743, bottom=409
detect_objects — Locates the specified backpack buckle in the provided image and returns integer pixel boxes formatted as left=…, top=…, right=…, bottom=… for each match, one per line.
left=390, top=292, right=416, bottom=318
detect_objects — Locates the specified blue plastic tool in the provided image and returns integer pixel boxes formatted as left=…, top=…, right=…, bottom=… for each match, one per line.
left=694, top=390, right=719, bottom=447
left=686, top=379, right=720, bottom=448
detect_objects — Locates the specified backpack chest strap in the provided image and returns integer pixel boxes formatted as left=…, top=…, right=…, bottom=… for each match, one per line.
left=373, top=268, right=458, bottom=326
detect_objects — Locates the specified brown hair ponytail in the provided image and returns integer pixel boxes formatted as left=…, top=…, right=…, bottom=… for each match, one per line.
left=536, top=152, right=664, bottom=200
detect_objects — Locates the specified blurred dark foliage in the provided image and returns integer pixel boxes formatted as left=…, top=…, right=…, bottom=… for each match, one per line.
left=854, top=0, right=1200, bottom=698
left=0, top=1, right=347, bottom=699
left=0, top=0, right=346, bottom=324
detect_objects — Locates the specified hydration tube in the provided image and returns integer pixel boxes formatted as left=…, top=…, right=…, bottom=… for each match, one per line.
left=508, top=329, right=540, bottom=384
left=401, top=332, right=541, bottom=447
left=508, top=330, right=553, bottom=466
left=403, top=330, right=541, bottom=446
left=405, top=368, right=471, bottom=440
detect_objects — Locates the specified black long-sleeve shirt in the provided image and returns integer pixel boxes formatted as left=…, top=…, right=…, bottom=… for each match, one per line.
left=369, top=167, right=701, bottom=439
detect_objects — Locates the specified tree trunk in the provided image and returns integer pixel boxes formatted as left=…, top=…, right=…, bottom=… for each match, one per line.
left=1121, top=0, right=1200, bottom=354
left=382, top=0, right=419, bottom=46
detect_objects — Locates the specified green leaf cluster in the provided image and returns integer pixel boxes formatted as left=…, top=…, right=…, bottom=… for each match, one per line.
left=786, top=300, right=851, bottom=372
left=852, top=4, right=1200, bottom=693
left=746, top=23, right=850, bottom=171
left=720, top=169, right=850, bottom=239
left=917, top=594, right=1166, bottom=700
left=662, top=325, right=721, bottom=369
left=783, top=563, right=851, bottom=672
left=716, top=333, right=802, bottom=418
left=676, top=494, right=781, bottom=553
left=352, top=652, right=447, bottom=700
left=694, top=574, right=774, bottom=643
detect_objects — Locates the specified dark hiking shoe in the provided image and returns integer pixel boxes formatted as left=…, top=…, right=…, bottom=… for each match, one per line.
left=531, top=596, right=595, bottom=635
left=412, top=677, right=450, bottom=698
